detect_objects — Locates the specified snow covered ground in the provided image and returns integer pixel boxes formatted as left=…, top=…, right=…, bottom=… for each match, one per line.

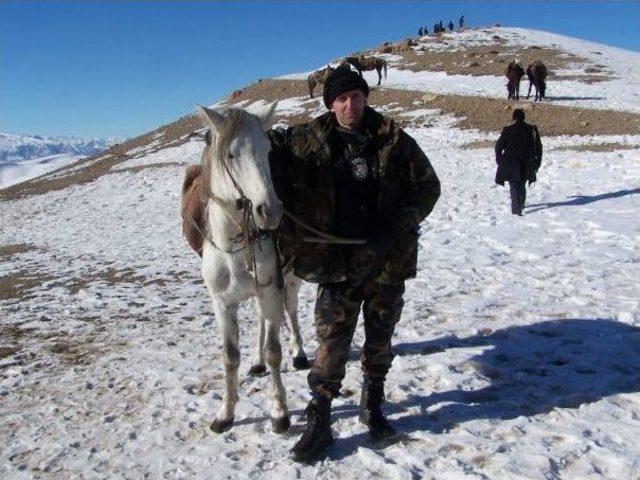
left=1, top=27, right=639, bottom=479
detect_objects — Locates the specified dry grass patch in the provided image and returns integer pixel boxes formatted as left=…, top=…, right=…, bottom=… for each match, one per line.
left=462, top=140, right=496, bottom=150
left=553, top=143, right=640, bottom=152
left=65, top=267, right=147, bottom=294
left=0, top=270, right=55, bottom=301
left=365, top=36, right=606, bottom=82
left=416, top=91, right=640, bottom=136
left=221, top=80, right=640, bottom=136
left=0, top=243, right=38, bottom=259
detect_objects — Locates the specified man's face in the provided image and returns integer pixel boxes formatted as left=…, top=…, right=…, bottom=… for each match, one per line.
left=330, top=89, right=367, bottom=130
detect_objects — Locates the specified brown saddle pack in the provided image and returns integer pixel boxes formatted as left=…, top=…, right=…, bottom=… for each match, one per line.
left=181, top=165, right=206, bottom=257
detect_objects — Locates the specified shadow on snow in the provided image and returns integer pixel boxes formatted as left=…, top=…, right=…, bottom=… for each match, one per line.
left=327, top=317, right=640, bottom=460
left=526, top=187, right=640, bottom=213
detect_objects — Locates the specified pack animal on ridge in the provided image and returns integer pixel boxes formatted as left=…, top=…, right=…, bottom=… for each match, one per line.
left=526, top=60, right=548, bottom=101
left=341, top=55, right=388, bottom=86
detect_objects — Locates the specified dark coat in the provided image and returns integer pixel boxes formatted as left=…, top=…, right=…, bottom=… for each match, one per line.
left=269, top=107, right=441, bottom=284
left=495, top=120, right=543, bottom=185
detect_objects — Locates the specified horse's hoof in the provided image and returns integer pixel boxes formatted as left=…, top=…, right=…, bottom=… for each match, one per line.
left=293, top=356, right=310, bottom=370
left=210, top=417, right=234, bottom=433
left=248, top=364, right=267, bottom=376
left=272, top=415, right=291, bottom=433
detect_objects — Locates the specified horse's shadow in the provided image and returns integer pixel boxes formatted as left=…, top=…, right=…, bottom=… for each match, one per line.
left=526, top=187, right=640, bottom=213
left=327, top=318, right=640, bottom=460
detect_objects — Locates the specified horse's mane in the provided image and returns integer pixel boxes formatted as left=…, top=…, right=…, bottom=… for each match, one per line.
left=199, top=108, right=258, bottom=201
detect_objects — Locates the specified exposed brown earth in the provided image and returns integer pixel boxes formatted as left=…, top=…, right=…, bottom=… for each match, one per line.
left=387, top=44, right=596, bottom=78
left=418, top=92, right=640, bottom=136
left=462, top=140, right=497, bottom=150
left=0, top=270, right=55, bottom=301
left=463, top=141, right=640, bottom=152
left=553, top=143, right=640, bottom=152
left=0, top=243, right=37, bottom=259
left=361, top=31, right=612, bottom=82
left=225, top=79, right=640, bottom=136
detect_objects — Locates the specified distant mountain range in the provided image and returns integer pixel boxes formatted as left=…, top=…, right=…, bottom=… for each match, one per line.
left=0, top=132, right=121, bottom=164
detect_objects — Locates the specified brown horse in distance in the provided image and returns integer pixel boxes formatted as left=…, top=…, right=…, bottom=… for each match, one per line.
left=505, top=60, right=525, bottom=100
left=307, top=65, right=334, bottom=99
left=526, top=61, right=548, bottom=101
left=342, top=56, right=388, bottom=85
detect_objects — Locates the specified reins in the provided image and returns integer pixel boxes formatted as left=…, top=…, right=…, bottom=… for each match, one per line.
left=282, top=210, right=366, bottom=245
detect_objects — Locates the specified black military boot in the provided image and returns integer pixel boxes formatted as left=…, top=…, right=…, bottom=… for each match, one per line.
left=359, top=376, right=396, bottom=439
left=290, top=395, right=334, bottom=463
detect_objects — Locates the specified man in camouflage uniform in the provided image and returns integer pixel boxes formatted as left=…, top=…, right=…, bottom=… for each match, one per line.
left=269, top=66, right=441, bottom=462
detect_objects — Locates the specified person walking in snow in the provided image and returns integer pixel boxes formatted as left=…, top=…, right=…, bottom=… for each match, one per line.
left=494, top=108, right=543, bottom=215
left=269, top=65, right=441, bottom=462
left=459, top=15, right=465, bottom=28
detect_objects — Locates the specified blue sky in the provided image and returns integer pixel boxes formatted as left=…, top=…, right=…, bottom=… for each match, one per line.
left=1, top=1, right=638, bottom=139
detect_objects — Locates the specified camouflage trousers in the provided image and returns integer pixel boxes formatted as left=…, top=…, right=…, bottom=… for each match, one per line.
left=308, top=277, right=405, bottom=399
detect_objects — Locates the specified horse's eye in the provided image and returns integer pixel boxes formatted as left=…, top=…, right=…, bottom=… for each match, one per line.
left=228, top=153, right=234, bottom=159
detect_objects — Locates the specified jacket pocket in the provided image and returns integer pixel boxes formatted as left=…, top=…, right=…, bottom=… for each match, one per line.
left=382, top=229, right=419, bottom=281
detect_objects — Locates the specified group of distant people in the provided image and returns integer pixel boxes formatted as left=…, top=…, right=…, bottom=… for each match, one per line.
left=418, top=15, right=464, bottom=36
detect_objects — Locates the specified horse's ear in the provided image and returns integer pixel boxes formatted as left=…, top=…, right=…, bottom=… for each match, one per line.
left=256, top=101, right=278, bottom=129
left=195, top=104, right=224, bottom=131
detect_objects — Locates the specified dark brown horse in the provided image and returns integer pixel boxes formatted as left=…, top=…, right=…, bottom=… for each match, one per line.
left=505, top=60, right=525, bottom=100
left=307, top=65, right=334, bottom=99
left=342, top=56, right=388, bottom=85
left=526, top=61, right=548, bottom=101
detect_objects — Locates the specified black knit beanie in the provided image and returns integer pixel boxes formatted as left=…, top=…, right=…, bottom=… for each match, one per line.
left=322, top=65, right=370, bottom=109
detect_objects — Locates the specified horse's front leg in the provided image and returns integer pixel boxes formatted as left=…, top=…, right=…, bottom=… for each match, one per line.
left=249, top=303, right=267, bottom=376
left=284, top=274, right=309, bottom=370
left=210, top=299, right=240, bottom=433
left=255, top=287, right=290, bottom=433
left=377, top=68, right=382, bottom=86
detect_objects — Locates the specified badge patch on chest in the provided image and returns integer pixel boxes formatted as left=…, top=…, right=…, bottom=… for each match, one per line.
left=350, top=157, right=369, bottom=180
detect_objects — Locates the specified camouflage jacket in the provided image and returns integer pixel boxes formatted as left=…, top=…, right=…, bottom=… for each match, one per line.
left=269, top=107, right=440, bottom=284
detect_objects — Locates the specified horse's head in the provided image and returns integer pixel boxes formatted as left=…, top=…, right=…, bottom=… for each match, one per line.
left=195, top=103, right=282, bottom=230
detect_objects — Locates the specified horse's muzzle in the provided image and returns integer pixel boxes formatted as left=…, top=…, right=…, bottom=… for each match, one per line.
left=254, top=200, right=283, bottom=230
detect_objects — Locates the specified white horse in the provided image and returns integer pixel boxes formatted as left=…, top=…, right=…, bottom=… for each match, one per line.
left=195, top=104, right=307, bottom=433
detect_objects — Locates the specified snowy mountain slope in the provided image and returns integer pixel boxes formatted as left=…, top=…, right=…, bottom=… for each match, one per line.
left=1, top=27, right=639, bottom=479
left=0, top=132, right=114, bottom=163
left=0, top=133, right=119, bottom=188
